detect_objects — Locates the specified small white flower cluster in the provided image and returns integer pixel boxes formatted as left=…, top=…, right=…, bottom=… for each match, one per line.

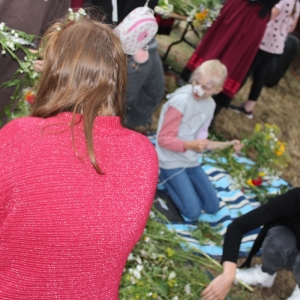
left=205, top=4, right=223, bottom=27
left=128, top=264, right=143, bottom=280
left=3, top=32, right=34, bottom=48
left=18, top=56, right=39, bottom=79
left=56, top=9, right=87, bottom=31
left=168, top=271, right=176, bottom=280
left=154, top=4, right=174, bottom=17
left=186, top=8, right=197, bottom=22
left=268, top=130, right=278, bottom=151
left=184, top=283, right=191, bottom=295
left=68, top=8, right=87, bottom=22
left=127, top=253, right=144, bottom=284
left=1, top=23, right=36, bottom=55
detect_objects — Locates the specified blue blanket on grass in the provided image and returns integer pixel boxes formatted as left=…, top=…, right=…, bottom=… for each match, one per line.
left=150, top=136, right=291, bottom=258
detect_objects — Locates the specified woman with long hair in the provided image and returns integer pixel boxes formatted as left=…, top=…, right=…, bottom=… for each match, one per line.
left=0, top=17, right=158, bottom=299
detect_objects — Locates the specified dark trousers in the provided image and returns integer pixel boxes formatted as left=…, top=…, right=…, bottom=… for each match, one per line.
left=212, top=49, right=275, bottom=113
left=262, top=226, right=300, bottom=285
left=242, top=49, right=276, bottom=101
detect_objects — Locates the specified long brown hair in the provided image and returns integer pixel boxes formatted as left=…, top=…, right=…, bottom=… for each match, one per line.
left=31, top=17, right=127, bottom=174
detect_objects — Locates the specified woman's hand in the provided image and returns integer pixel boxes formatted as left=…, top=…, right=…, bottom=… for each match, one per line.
left=201, top=261, right=236, bottom=300
left=184, top=139, right=208, bottom=152
left=201, top=273, right=234, bottom=300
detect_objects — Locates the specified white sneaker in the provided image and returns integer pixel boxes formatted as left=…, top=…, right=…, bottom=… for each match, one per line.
left=287, top=285, right=300, bottom=300
left=235, top=264, right=276, bottom=288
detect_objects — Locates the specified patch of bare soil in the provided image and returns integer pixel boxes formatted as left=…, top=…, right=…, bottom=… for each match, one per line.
left=153, top=22, right=300, bottom=299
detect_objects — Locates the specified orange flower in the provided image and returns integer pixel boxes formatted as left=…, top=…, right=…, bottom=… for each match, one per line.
left=195, top=10, right=208, bottom=21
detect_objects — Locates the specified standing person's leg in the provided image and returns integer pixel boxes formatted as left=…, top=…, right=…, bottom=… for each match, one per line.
left=245, top=53, right=275, bottom=109
left=212, top=50, right=266, bottom=119
left=239, top=49, right=267, bottom=92
left=229, top=50, right=275, bottom=118
left=159, top=167, right=203, bottom=220
left=186, top=165, right=219, bottom=214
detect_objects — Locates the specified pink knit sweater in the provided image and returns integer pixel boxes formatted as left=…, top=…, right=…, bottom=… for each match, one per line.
left=0, top=113, right=158, bottom=299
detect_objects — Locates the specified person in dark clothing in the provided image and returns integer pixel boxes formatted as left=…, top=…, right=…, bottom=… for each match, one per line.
left=201, top=188, right=300, bottom=300
left=0, top=0, right=71, bottom=126
left=91, top=0, right=165, bottom=130
left=91, top=0, right=158, bottom=23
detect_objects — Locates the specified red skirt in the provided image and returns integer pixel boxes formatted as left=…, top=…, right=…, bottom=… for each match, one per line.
left=71, top=0, right=84, bottom=9
left=182, top=0, right=269, bottom=98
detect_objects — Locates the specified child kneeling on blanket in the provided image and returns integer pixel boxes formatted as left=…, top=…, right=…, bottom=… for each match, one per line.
left=156, top=60, right=243, bottom=221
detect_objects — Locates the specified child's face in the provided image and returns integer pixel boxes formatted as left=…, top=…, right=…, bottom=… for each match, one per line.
left=192, top=73, right=223, bottom=100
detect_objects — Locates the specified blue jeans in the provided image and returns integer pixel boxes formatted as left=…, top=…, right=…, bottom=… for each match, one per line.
left=159, top=166, right=219, bottom=220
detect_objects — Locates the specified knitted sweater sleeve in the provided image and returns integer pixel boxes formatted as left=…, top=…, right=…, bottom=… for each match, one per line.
left=0, top=120, right=21, bottom=221
left=157, top=106, right=185, bottom=152
left=221, top=188, right=300, bottom=264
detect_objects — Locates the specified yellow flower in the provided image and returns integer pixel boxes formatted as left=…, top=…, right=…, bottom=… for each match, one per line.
left=265, top=134, right=272, bottom=141
left=254, top=123, right=261, bottom=132
left=166, top=247, right=175, bottom=257
left=152, top=293, right=158, bottom=299
left=125, top=274, right=131, bottom=281
left=168, top=279, right=176, bottom=287
left=136, top=280, right=143, bottom=287
left=246, top=179, right=254, bottom=187
left=258, top=171, right=266, bottom=177
left=275, top=141, right=285, bottom=156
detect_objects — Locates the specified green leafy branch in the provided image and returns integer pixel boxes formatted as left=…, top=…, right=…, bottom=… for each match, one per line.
left=0, top=22, right=40, bottom=124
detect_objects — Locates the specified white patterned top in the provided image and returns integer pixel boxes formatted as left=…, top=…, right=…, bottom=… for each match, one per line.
left=259, top=0, right=300, bottom=54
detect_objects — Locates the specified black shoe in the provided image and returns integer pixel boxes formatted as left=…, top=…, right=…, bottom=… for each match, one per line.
left=229, top=104, right=253, bottom=119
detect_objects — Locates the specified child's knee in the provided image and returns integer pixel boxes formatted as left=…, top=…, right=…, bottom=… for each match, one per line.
left=183, top=207, right=202, bottom=221
left=204, top=200, right=219, bottom=214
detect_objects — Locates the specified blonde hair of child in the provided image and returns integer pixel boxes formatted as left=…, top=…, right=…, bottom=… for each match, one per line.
left=190, top=59, right=228, bottom=88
